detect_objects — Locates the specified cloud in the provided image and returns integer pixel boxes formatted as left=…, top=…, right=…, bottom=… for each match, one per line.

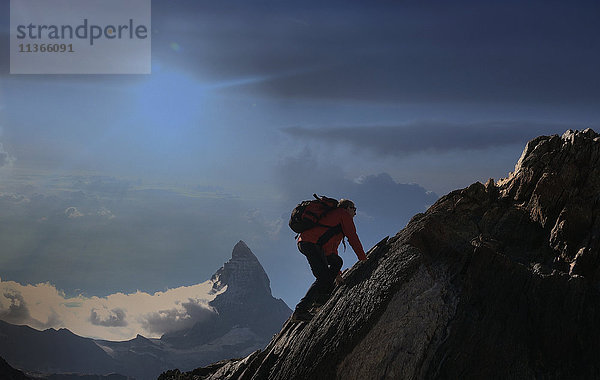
left=72, top=176, right=132, bottom=198
left=276, top=149, right=346, bottom=201
left=0, top=290, right=31, bottom=323
left=0, top=143, right=15, bottom=168
left=0, top=283, right=63, bottom=330
left=96, top=207, right=115, bottom=219
left=148, top=1, right=600, bottom=105
left=90, top=307, right=127, bottom=327
left=276, top=152, right=438, bottom=248
left=245, top=209, right=285, bottom=240
left=282, top=121, right=583, bottom=157
left=0, top=278, right=222, bottom=341
left=141, top=298, right=216, bottom=335
left=64, top=206, right=84, bottom=218
left=0, top=193, right=30, bottom=204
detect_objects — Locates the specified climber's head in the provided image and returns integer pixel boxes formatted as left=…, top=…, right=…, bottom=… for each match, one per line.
left=338, top=199, right=356, bottom=217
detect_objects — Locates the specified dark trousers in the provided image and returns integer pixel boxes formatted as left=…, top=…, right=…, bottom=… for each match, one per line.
left=296, top=241, right=343, bottom=311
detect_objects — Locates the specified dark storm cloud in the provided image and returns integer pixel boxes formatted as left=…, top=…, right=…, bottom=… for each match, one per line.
left=3, top=1, right=598, bottom=103
left=349, top=173, right=438, bottom=220
left=275, top=149, right=346, bottom=201
left=0, top=289, right=61, bottom=329
left=150, top=0, right=600, bottom=104
left=0, top=291, right=30, bottom=323
left=140, top=299, right=216, bottom=335
left=90, top=307, right=127, bottom=327
left=283, top=121, right=584, bottom=157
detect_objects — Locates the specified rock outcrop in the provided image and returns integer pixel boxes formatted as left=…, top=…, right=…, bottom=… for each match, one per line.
left=168, top=129, right=600, bottom=379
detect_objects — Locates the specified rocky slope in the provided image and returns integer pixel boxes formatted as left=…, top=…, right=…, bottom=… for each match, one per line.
left=169, top=129, right=600, bottom=379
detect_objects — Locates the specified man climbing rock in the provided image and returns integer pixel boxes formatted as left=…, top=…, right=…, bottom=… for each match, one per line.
left=292, top=199, right=367, bottom=322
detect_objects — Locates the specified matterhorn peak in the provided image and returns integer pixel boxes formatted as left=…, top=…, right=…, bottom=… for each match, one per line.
left=231, top=240, right=259, bottom=261
left=211, top=240, right=271, bottom=297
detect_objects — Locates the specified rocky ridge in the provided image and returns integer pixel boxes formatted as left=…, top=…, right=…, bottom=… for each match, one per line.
left=168, top=129, right=600, bottom=379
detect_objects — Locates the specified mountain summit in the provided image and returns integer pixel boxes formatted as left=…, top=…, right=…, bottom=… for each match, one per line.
left=210, top=240, right=272, bottom=298
left=169, top=129, right=600, bottom=379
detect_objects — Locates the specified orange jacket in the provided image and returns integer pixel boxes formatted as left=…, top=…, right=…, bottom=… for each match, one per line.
left=298, top=208, right=367, bottom=261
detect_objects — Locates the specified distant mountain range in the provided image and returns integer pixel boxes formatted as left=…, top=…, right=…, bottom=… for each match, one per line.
left=0, top=241, right=291, bottom=380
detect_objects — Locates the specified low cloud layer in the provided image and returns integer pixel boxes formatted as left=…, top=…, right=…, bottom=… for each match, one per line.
left=283, top=121, right=584, bottom=158
left=0, top=278, right=222, bottom=341
left=0, top=143, right=15, bottom=168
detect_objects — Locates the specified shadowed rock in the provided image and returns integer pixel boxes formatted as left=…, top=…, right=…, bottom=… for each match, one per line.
left=162, top=129, right=600, bottom=379
left=0, top=356, right=30, bottom=380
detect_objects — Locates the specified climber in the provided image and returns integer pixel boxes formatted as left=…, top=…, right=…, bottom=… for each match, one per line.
left=291, top=199, right=367, bottom=322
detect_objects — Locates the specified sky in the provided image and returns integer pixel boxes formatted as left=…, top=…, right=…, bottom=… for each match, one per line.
left=0, top=0, right=599, bottom=340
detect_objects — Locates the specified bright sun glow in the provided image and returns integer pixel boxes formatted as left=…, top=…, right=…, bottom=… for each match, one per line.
left=135, top=68, right=205, bottom=130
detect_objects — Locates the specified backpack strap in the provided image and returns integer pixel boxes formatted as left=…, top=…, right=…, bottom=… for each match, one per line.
left=316, top=224, right=343, bottom=247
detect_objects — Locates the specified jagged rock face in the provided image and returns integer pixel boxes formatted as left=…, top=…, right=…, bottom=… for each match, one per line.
left=210, top=240, right=273, bottom=300
left=498, top=128, right=600, bottom=278
left=208, top=242, right=290, bottom=339
left=174, top=129, right=600, bottom=379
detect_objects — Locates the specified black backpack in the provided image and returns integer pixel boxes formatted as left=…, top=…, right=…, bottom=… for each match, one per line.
left=289, top=194, right=338, bottom=233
